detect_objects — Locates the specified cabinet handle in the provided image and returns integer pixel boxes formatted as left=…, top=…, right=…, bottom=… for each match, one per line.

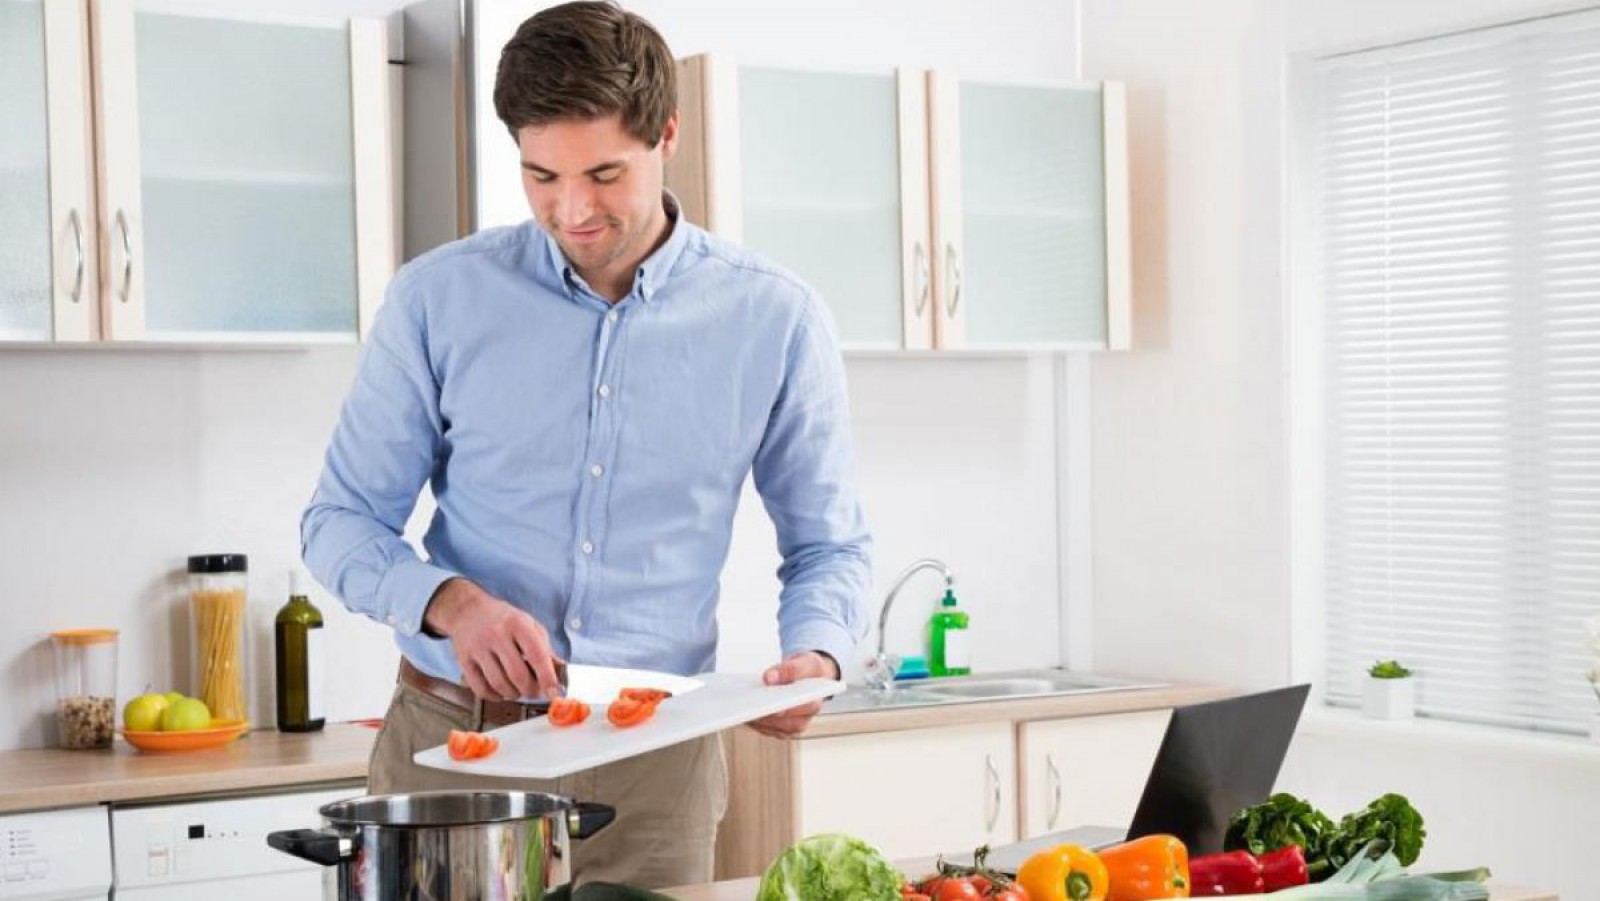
left=67, top=209, right=84, bottom=304
left=1046, top=753, right=1063, bottom=831
left=115, top=209, right=133, bottom=303
left=913, top=240, right=931, bottom=317
left=984, top=753, right=1001, bottom=834
left=944, top=242, right=962, bottom=318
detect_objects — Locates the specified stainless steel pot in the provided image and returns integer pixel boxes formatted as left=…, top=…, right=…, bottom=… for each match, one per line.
left=268, top=790, right=615, bottom=900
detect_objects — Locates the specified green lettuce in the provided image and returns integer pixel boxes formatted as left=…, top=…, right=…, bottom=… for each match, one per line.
left=755, top=833, right=903, bottom=901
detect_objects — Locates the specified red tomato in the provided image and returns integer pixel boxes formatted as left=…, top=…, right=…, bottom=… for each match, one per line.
left=989, top=887, right=1028, bottom=901
left=969, top=875, right=993, bottom=895
left=932, top=878, right=982, bottom=901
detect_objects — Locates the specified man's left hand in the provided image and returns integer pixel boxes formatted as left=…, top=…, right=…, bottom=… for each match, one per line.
left=749, top=651, right=839, bottom=739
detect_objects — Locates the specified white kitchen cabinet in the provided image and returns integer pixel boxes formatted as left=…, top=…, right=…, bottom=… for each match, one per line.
left=668, top=56, right=932, bottom=350
left=1018, top=709, right=1169, bottom=838
left=2, top=0, right=393, bottom=346
left=794, top=722, right=1017, bottom=861
left=1, top=0, right=97, bottom=343
left=930, top=75, right=1130, bottom=350
left=671, top=55, right=1128, bottom=352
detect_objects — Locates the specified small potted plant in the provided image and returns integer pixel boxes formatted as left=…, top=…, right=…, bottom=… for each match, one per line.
left=1362, top=659, right=1415, bottom=720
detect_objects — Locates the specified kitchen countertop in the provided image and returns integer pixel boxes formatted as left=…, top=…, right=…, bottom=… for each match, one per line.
left=808, top=680, right=1232, bottom=737
left=0, top=724, right=375, bottom=814
left=666, top=858, right=1559, bottom=901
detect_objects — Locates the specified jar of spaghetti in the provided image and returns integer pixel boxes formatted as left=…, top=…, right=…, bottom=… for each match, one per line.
left=187, top=554, right=250, bottom=729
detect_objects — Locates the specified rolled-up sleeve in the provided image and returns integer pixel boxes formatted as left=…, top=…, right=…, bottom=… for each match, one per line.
left=751, top=293, right=873, bottom=670
left=300, top=277, right=455, bottom=636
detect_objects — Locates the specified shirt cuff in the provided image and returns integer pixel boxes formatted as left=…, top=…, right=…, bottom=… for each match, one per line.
left=375, top=559, right=457, bottom=637
left=781, top=618, right=859, bottom=679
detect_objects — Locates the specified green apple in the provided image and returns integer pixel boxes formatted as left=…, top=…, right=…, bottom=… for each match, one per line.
left=160, top=697, right=212, bottom=732
left=122, top=693, right=168, bottom=732
left=163, top=691, right=185, bottom=706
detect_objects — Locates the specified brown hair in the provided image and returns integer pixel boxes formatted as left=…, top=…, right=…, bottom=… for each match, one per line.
left=493, top=1, right=677, bottom=147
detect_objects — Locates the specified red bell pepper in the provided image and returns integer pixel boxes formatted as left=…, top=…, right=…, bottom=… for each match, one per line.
left=1259, top=845, right=1309, bottom=891
left=1188, top=850, right=1263, bottom=896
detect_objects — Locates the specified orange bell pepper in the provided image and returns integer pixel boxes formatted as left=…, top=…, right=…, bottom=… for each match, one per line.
left=1099, top=834, right=1189, bottom=900
left=1017, top=843, right=1110, bottom=901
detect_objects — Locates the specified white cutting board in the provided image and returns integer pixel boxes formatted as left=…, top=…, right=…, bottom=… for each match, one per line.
left=413, top=673, right=845, bottom=779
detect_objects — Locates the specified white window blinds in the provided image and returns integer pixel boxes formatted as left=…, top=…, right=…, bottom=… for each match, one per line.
left=1316, top=11, right=1600, bottom=734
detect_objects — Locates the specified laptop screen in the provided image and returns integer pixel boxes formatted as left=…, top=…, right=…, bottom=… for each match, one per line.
left=1125, top=683, right=1312, bottom=855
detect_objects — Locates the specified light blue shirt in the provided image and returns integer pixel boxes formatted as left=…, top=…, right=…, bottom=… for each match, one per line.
left=302, top=200, right=872, bottom=682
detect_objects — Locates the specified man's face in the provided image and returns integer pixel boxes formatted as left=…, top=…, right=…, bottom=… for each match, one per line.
left=517, top=113, right=678, bottom=283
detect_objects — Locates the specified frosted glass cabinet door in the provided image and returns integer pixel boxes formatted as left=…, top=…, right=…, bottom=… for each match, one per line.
left=953, top=80, right=1119, bottom=347
left=737, top=67, right=914, bottom=348
left=0, top=0, right=51, bottom=340
left=128, top=8, right=360, bottom=339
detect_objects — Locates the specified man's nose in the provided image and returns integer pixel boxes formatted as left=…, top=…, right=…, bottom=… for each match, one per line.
left=553, top=180, right=596, bottom=227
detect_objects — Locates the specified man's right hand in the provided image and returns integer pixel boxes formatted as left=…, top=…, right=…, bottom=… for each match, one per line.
left=423, top=578, right=564, bottom=702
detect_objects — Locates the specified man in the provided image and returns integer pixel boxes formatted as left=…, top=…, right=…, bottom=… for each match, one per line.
left=300, top=0, right=871, bottom=889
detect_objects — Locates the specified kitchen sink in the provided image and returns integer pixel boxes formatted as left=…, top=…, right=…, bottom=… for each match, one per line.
left=917, top=671, right=1164, bottom=700
left=821, top=669, right=1166, bottom=715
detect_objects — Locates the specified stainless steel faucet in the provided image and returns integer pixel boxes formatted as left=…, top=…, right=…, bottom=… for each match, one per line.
left=865, top=558, right=955, bottom=692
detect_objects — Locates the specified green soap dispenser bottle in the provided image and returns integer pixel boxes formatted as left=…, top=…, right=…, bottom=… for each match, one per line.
left=928, top=589, right=971, bottom=676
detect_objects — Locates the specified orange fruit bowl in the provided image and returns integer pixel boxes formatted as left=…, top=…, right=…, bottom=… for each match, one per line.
left=119, top=720, right=248, bottom=753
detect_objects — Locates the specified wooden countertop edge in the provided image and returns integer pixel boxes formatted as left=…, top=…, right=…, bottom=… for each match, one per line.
left=0, top=724, right=375, bottom=814
left=806, top=682, right=1235, bottom=737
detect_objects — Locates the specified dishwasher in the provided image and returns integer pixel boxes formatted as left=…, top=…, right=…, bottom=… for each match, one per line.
left=0, top=806, right=112, bottom=899
left=111, top=784, right=359, bottom=899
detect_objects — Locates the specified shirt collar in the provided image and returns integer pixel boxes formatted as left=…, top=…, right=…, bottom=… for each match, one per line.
left=543, top=190, right=690, bottom=305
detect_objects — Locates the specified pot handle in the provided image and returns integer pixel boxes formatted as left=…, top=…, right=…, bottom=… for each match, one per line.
left=568, top=801, right=616, bottom=840
left=267, top=828, right=354, bottom=866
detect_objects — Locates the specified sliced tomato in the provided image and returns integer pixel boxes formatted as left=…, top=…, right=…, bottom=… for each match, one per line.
left=548, top=697, right=592, bottom=727
left=618, top=687, right=672, bottom=704
left=606, top=697, right=658, bottom=728
left=447, top=730, right=499, bottom=761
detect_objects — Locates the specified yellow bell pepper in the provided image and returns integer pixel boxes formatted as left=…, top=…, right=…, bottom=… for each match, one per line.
left=1017, top=843, right=1110, bottom=901
left=1099, top=834, right=1190, bottom=900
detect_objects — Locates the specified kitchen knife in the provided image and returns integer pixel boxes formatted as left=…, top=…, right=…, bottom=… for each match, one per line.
left=517, top=662, right=706, bottom=711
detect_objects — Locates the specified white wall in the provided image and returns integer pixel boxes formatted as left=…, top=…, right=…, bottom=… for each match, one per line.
left=1083, top=0, right=1598, bottom=896
left=0, top=0, right=1081, bottom=751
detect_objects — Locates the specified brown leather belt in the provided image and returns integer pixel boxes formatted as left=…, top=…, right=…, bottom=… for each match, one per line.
left=398, top=658, right=547, bottom=729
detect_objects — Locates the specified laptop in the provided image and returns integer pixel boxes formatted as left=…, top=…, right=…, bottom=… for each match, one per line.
left=954, top=683, right=1312, bottom=874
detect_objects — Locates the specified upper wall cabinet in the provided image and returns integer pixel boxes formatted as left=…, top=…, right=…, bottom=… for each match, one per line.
left=0, top=0, right=94, bottom=342
left=669, top=55, right=1130, bottom=352
left=1, top=0, right=394, bottom=345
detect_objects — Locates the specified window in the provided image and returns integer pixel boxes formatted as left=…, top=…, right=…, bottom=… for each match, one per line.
left=1312, top=11, right=1600, bottom=734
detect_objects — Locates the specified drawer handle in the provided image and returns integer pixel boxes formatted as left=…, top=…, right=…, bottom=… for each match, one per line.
left=1046, top=753, right=1062, bottom=831
left=944, top=242, right=962, bottom=319
left=114, top=209, right=133, bottom=303
left=913, top=240, right=931, bottom=317
left=984, top=753, right=1001, bottom=834
left=67, top=209, right=85, bottom=303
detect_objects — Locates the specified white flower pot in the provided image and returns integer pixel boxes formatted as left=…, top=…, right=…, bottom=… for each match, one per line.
left=1362, top=676, right=1415, bottom=720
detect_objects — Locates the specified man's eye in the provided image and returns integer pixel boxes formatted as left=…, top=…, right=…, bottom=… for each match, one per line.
left=529, top=172, right=555, bottom=184
left=593, top=172, right=621, bottom=185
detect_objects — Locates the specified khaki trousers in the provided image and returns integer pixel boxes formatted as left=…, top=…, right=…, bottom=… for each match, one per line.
left=367, top=679, right=728, bottom=889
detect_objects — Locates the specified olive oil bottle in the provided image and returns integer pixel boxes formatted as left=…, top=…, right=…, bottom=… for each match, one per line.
left=274, top=570, right=325, bottom=732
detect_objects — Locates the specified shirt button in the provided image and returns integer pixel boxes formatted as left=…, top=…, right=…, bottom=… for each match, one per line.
left=581, top=540, right=595, bottom=554
left=597, top=384, right=611, bottom=398
left=570, top=617, right=583, bottom=631
left=589, top=464, right=604, bottom=478
left=606, top=311, right=619, bottom=324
